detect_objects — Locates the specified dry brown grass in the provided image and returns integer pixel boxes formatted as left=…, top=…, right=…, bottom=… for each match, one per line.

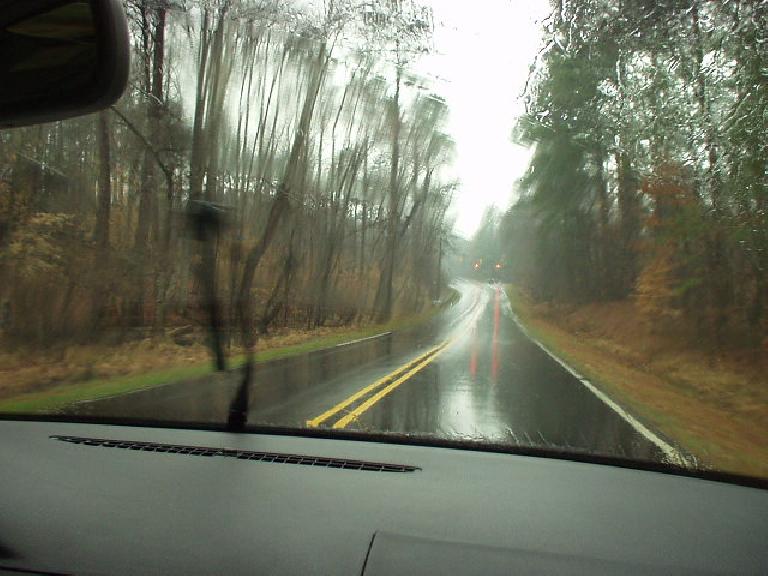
left=507, top=288, right=768, bottom=478
left=0, top=290, right=455, bottom=410
left=0, top=325, right=365, bottom=401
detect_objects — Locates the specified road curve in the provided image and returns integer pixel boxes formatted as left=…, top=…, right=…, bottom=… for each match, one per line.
left=70, top=280, right=674, bottom=463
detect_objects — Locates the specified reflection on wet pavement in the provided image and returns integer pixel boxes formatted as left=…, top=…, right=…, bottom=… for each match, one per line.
left=69, top=280, right=669, bottom=464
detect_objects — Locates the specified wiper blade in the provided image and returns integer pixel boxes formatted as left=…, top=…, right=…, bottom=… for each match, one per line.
left=189, top=200, right=228, bottom=371
left=228, top=359, right=252, bottom=430
left=188, top=200, right=252, bottom=430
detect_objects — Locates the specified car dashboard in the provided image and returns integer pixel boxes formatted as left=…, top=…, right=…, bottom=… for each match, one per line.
left=0, top=419, right=766, bottom=575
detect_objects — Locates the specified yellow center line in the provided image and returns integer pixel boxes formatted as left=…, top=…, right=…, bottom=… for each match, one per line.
left=305, top=340, right=450, bottom=429
left=331, top=339, right=453, bottom=429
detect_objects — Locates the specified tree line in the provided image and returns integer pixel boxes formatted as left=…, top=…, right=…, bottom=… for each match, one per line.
left=0, top=0, right=456, bottom=348
left=498, top=0, right=766, bottom=352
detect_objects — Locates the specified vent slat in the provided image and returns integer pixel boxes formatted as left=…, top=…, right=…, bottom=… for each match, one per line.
left=49, top=435, right=419, bottom=473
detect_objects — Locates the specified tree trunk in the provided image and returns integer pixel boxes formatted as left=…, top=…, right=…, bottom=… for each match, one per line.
left=95, top=111, right=111, bottom=252
left=91, top=110, right=112, bottom=332
left=151, top=6, right=169, bottom=335
left=189, top=9, right=212, bottom=202
left=237, top=41, right=329, bottom=349
left=594, top=148, right=611, bottom=298
left=692, top=0, right=728, bottom=350
left=375, top=62, right=402, bottom=322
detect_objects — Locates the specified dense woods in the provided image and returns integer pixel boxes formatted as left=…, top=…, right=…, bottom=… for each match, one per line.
left=497, top=0, right=767, bottom=352
left=0, top=0, right=455, bottom=350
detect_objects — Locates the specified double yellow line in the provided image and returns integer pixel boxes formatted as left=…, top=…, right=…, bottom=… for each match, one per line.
left=306, top=339, right=452, bottom=429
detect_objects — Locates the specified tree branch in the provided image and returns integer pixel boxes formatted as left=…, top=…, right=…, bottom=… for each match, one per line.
left=109, top=105, right=173, bottom=182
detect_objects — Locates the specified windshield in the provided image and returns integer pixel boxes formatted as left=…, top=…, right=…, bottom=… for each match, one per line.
left=1, top=0, right=766, bottom=480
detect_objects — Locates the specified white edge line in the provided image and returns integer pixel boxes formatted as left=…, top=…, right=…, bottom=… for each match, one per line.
left=499, top=292, right=689, bottom=467
left=334, top=331, right=392, bottom=349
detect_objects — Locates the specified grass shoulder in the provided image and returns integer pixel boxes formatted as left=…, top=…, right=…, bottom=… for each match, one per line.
left=504, top=284, right=768, bottom=478
left=0, top=290, right=458, bottom=414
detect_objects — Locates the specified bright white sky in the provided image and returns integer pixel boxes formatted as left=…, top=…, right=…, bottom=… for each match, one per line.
left=179, top=2, right=549, bottom=239
left=416, top=0, right=550, bottom=238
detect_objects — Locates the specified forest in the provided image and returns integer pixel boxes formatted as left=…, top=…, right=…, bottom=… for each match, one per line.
left=0, top=0, right=456, bottom=355
left=487, top=0, right=767, bottom=354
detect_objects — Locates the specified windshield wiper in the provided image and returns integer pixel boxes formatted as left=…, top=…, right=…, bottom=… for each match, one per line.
left=189, top=200, right=252, bottom=431
left=228, top=360, right=252, bottom=430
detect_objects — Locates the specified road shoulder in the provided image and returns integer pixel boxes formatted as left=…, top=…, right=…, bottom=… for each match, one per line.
left=504, top=285, right=768, bottom=478
left=0, top=290, right=459, bottom=414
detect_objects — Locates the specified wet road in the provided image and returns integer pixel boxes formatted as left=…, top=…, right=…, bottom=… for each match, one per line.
left=71, top=280, right=678, bottom=463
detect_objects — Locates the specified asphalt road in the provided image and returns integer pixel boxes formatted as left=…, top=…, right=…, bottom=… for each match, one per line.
left=70, top=280, right=678, bottom=463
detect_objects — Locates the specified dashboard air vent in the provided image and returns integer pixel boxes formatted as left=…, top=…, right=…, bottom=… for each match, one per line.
left=50, top=435, right=419, bottom=473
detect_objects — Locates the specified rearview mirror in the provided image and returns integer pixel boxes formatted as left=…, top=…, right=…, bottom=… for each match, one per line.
left=0, top=0, right=129, bottom=128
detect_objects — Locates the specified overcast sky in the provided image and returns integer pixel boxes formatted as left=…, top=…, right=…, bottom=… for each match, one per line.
left=416, top=0, right=550, bottom=238
left=178, top=1, right=550, bottom=239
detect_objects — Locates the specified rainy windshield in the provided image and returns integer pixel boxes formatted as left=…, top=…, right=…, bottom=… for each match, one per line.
left=0, top=0, right=766, bottom=480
